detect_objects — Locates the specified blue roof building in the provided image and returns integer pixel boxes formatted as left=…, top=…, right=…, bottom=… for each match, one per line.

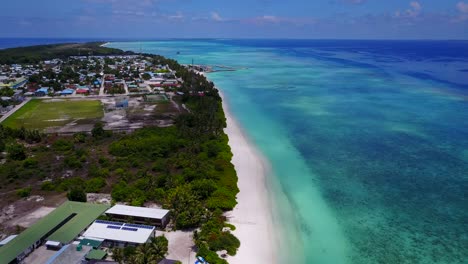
left=61, top=89, right=74, bottom=95
left=36, top=87, right=49, bottom=94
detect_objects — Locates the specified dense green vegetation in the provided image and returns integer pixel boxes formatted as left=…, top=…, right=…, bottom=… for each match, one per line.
left=195, top=211, right=241, bottom=264
left=0, top=42, right=127, bottom=64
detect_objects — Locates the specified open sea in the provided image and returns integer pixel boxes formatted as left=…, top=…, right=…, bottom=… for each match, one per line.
left=106, top=40, right=468, bottom=264
left=3, top=38, right=468, bottom=263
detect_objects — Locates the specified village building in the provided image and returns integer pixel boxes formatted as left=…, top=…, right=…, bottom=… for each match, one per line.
left=82, top=220, right=156, bottom=248
left=105, top=205, right=170, bottom=228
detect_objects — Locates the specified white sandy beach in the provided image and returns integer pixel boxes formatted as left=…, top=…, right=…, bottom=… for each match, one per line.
left=221, top=92, right=278, bottom=264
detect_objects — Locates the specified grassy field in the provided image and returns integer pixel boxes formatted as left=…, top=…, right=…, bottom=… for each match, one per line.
left=2, top=99, right=103, bottom=130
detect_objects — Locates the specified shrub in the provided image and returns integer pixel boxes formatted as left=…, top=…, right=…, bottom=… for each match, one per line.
left=7, top=143, right=27, bottom=161
left=85, top=177, right=106, bottom=193
left=64, top=155, right=82, bottom=169
left=73, top=132, right=87, bottom=143
left=67, top=188, right=87, bottom=202
left=16, top=187, right=32, bottom=197
left=52, top=139, right=74, bottom=151
left=196, top=245, right=228, bottom=264
left=41, top=181, right=55, bottom=191
left=23, top=158, right=38, bottom=168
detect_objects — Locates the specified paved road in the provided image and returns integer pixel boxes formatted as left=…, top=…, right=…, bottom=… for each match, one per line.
left=99, top=76, right=106, bottom=96
left=123, top=81, right=129, bottom=95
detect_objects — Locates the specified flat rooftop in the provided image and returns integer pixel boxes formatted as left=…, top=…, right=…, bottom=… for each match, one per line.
left=46, top=244, right=92, bottom=264
left=105, top=204, right=169, bottom=219
left=82, top=220, right=155, bottom=244
left=0, top=201, right=109, bottom=264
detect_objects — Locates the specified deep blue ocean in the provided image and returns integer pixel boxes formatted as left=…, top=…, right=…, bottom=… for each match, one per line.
left=3, top=38, right=468, bottom=263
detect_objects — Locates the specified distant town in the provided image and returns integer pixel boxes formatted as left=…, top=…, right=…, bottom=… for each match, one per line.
left=0, top=54, right=215, bottom=133
left=0, top=54, right=184, bottom=106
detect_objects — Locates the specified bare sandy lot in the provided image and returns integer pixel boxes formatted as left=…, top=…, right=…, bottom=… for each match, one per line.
left=23, top=245, right=56, bottom=264
left=161, top=230, right=197, bottom=264
left=8, top=206, right=56, bottom=228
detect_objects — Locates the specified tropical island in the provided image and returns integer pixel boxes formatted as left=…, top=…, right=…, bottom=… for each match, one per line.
left=0, top=42, right=243, bottom=264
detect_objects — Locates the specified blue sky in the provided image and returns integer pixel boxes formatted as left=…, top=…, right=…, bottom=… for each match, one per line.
left=1, top=0, right=467, bottom=39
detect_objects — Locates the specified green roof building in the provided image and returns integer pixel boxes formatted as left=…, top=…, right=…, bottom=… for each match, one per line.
left=86, top=249, right=107, bottom=260
left=0, top=201, right=109, bottom=264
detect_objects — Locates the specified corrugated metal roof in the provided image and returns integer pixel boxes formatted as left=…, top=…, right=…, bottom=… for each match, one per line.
left=82, top=221, right=155, bottom=244
left=106, top=205, right=169, bottom=219
left=0, top=201, right=109, bottom=264
left=86, top=249, right=107, bottom=260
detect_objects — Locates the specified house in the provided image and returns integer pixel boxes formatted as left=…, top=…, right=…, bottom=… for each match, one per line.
left=35, top=87, right=49, bottom=97
left=162, top=79, right=179, bottom=87
left=82, top=220, right=156, bottom=248
left=61, top=89, right=74, bottom=96
left=76, top=87, right=90, bottom=95
left=105, top=205, right=170, bottom=228
left=93, top=80, right=101, bottom=88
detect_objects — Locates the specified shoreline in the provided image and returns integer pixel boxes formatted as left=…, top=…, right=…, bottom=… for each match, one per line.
left=219, top=91, right=279, bottom=264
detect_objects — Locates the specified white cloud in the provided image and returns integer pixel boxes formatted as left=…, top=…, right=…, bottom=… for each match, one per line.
left=410, top=1, right=421, bottom=11
left=260, top=15, right=280, bottom=23
left=406, top=1, right=422, bottom=17
left=168, top=11, right=184, bottom=20
left=395, top=1, right=422, bottom=18
left=457, top=2, right=468, bottom=13
left=211, top=12, right=223, bottom=22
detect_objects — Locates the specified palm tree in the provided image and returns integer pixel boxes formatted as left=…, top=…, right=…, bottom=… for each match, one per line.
left=150, top=236, right=169, bottom=261
left=112, top=248, right=124, bottom=264
left=132, top=243, right=158, bottom=264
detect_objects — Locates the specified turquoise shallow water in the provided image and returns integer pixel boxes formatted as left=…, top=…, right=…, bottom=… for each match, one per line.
left=108, top=40, right=468, bottom=264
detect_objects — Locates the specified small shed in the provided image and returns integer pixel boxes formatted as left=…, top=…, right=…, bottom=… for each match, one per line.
left=86, top=249, right=107, bottom=260
left=79, top=238, right=103, bottom=249
left=45, top=240, right=63, bottom=250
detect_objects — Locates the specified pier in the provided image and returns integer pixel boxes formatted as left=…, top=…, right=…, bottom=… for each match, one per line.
left=186, top=64, right=248, bottom=73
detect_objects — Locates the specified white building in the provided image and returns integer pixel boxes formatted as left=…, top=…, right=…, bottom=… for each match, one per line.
left=82, top=220, right=155, bottom=247
left=105, top=205, right=170, bottom=227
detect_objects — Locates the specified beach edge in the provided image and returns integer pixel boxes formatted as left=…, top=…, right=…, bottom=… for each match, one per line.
left=219, top=90, right=279, bottom=264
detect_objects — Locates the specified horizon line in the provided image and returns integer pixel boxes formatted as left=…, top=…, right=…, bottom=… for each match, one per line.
left=0, top=37, right=467, bottom=41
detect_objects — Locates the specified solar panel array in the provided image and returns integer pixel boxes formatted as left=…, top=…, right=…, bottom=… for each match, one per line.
left=95, top=220, right=154, bottom=233
left=124, top=223, right=154, bottom=230
left=122, top=227, right=138, bottom=232
left=96, top=220, right=124, bottom=226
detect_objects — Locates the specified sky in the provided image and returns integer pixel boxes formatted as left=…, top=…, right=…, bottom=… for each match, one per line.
left=0, top=0, right=467, bottom=39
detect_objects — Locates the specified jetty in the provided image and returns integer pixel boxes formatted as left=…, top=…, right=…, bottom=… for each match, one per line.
left=185, top=64, right=248, bottom=73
